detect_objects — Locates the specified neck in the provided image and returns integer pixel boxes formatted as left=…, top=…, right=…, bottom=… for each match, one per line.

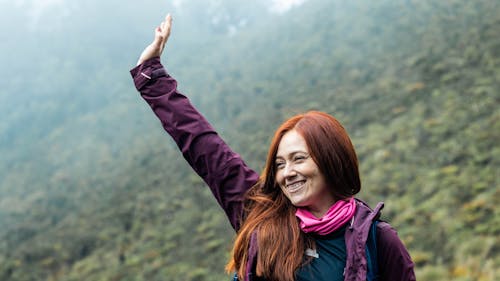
left=307, top=197, right=337, bottom=218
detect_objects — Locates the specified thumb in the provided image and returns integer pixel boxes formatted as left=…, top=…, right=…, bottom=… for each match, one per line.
left=153, top=27, right=164, bottom=50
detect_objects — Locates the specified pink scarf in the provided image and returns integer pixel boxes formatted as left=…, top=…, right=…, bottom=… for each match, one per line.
left=295, top=198, right=356, bottom=235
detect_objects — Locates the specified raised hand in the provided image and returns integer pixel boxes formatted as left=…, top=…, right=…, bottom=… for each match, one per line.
left=137, top=13, right=172, bottom=66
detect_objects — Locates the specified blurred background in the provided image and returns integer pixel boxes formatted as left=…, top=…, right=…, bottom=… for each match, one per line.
left=0, top=0, right=498, bottom=280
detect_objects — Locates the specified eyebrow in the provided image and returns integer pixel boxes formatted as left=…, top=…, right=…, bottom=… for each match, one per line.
left=275, top=150, right=309, bottom=160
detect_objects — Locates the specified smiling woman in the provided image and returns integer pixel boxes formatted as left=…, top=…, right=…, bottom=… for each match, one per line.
left=227, top=112, right=373, bottom=281
left=273, top=112, right=360, bottom=217
left=131, top=11, right=415, bottom=281
left=276, top=129, right=335, bottom=216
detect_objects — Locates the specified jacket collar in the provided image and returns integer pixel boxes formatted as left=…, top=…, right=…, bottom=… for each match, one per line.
left=344, top=199, right=384, bottom=281
left=244, top=199, right=384, bottom=281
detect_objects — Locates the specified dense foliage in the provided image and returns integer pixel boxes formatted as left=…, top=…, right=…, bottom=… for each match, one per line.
left=0, top=0, right=498, bottom=280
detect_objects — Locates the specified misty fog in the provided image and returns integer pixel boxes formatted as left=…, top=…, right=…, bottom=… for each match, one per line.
left=0, top=0, right=498, bottom=280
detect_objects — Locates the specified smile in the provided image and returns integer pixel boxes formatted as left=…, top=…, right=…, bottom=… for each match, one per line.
left=286, top=181, right=306, bottom=193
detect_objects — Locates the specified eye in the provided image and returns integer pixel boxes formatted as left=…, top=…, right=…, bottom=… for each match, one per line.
left=293, top=154, right=308, bottom=162
left=275, top=161, right=285, bottom=170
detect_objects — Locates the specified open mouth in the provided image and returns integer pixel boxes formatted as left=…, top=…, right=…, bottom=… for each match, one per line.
left=286, top=180, right=306, bottom=193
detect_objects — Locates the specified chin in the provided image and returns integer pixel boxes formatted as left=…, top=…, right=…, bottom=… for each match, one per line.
left=289, top=198, right=308, bottom=208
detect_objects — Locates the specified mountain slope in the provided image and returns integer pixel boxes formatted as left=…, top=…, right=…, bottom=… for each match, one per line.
left=0, top=0, right=498, bottom=280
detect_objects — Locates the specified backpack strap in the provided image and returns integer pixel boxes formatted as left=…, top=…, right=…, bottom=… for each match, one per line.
left=365, top=220, right=379, bottom=281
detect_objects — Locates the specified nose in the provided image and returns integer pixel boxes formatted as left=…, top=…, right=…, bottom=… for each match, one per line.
left=283, top=163, right=297, bottom=179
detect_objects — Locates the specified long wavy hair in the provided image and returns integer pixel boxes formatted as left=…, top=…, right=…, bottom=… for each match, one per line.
left=226, top=111, right=361, bottom=281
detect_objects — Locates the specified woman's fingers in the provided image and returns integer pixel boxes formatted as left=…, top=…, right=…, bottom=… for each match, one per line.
left=155, top=14, right=171, bottom=51
left=163, top=14, right=172, bottom=38
left=136, top=13, right=172, bottom=65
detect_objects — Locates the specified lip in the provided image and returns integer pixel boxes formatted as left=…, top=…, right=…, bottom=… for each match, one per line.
left=286, top=180, right=306, bottom=193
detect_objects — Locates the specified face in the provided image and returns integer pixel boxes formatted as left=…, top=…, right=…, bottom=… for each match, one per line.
left=275, top=130, right=336, bottom=217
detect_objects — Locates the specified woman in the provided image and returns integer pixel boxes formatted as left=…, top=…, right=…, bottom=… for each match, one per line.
left=130, top=13, right=415, bottom=281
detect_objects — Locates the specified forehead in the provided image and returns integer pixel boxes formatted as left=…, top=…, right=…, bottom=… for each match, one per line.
left=276, top=130, right=309, bottom=157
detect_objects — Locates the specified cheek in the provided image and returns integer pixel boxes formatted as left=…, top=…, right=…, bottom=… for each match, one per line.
left=275, top=173, right=287, bottom=192
left=275, top=170, right=283, bottom=185
left=279, top=185, right=287, bottom=196
left=279, top=186, right=293, bottom=202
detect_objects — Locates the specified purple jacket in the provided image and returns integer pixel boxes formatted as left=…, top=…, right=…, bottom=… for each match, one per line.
left=130, top=57, right=416, bottom=281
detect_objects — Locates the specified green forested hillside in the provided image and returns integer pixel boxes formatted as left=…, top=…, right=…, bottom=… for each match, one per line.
left=0, top=0, right=498, bottom=280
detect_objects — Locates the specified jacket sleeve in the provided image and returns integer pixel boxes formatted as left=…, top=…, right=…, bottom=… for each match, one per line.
left=130, top=57, right=260, bottom=231
left=377, top=222, right=416, bottom=281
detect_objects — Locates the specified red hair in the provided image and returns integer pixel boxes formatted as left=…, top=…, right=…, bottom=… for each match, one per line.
left=227, top=111, right=360, bottom=281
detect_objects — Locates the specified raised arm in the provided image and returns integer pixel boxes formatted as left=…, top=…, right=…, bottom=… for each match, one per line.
left=130, top=13, right=259, bottom=231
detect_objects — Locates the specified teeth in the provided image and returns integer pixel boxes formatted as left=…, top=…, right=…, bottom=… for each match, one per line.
left=287, top=181, right=305, bottom=191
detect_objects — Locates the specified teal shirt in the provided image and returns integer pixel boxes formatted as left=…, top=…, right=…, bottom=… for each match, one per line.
left=295, top=226, right=347, bottom=281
